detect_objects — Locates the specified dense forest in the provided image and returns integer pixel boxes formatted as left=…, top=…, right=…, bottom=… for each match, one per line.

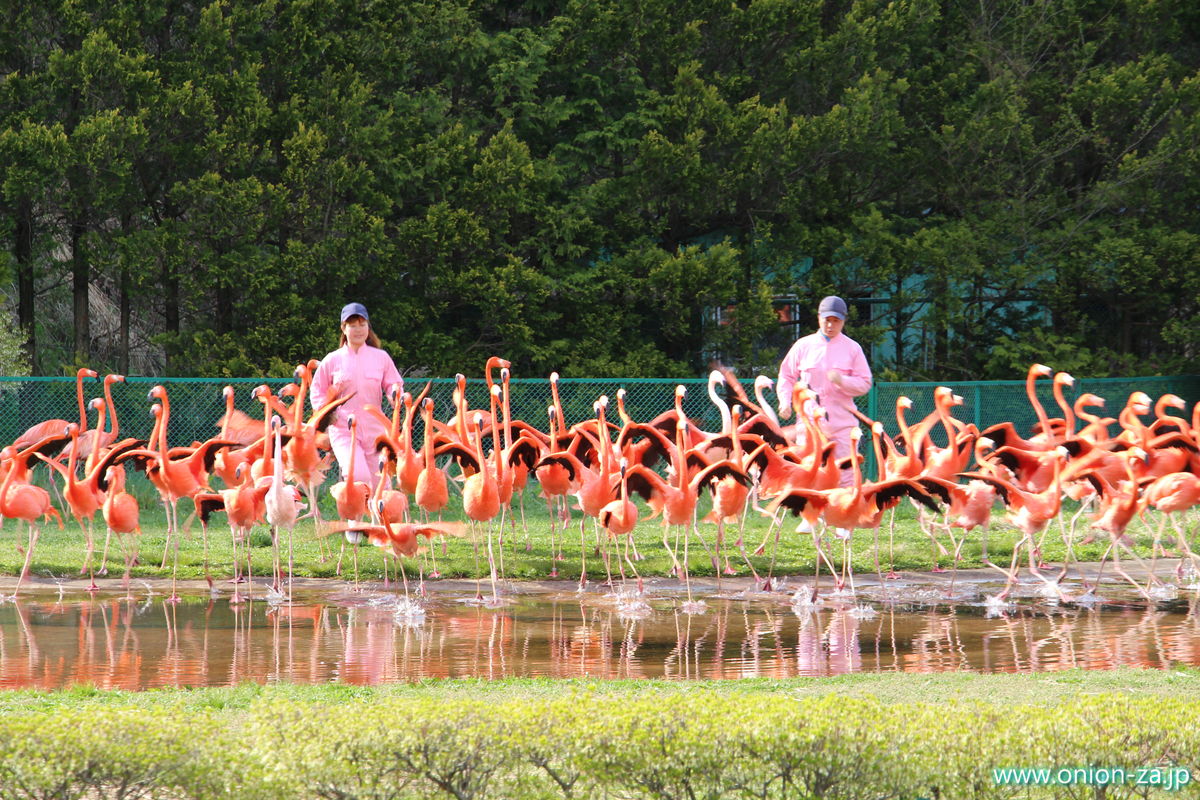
left=2, top=0, right=1198, bottom=379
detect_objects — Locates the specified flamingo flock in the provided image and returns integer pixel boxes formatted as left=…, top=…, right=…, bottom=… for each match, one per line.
left=1, top=362, right=1198, bottom=608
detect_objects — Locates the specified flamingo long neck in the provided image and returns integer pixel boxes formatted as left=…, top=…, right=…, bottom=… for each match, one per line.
left=0, top=452, right=16, bottom=512
left=422, top=401, right=436, bottom=471
left=260, top=394, right=275, bottom=477
left=270, top=423, right=285, bottom=500
left=755, top=380, right=780, bottom=428
left=502, top=374, right=514, bottom=453
left=1026, top=365, right=1052, bottom=437
left=870, top=425, right=887, bottom=482
left=220, top=388, right=234, bottom=439
left=345, top=417, right=358, bottom=485
left=76, top=370, right=91, bottom=432
left=454, top=375, right=469, bottom=446
left=550, top=374, right=566, bottom=433
left=1052, top=375, right=1075, bottom=439
left=294, top=367, right=310, bottom=429
left=85, top=401, right=106, bottom=474
left=895, top=399, right=915, bottom=452
left=158, top=389, right=172, bottom=446
left=400, top=394, right=416, bottom=453
left=674, top=422, right=688, bottom=490
left=103, top=376, right=120, bottom=437
left=707, top=372, right=732, bottom=436
left=1155, top=395, right=1188, bottom=431
left=729, top=404, right=743, bottom=463
left=489, top=388, right=505, bottom=483
left=596, top=400, right=612, bottom=474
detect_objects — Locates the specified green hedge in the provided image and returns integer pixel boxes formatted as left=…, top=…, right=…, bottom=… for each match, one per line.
left=0, top=691, right=1196, bottom=799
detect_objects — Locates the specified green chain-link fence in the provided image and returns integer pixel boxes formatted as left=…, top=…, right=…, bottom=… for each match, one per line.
left=2, top=373, right=1197, bottom=476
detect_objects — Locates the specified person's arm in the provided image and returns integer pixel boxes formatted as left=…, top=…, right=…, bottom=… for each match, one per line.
left=310, top=355, right=334, bottom=410
left=776, top=342, right=802, bottom=419
left=380, top=353, right=403, bottom=409
left=828, top=342, right=872, bottom=398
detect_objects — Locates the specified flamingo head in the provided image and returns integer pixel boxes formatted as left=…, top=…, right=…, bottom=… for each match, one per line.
left=150, top=403, right=162, bottom=418
left=1030, top=363, right=1053, bottom=378
left=251, top=384, right=272, bottom=402
left=106, top=373, right=126, bottom=385
left=872, top=421, right=884, bottom=436
left=500, top=367, right=510, bottom=383
left=709, top=369, right=725, bottom=386
left=898, top=396, right=913, bottom=410
left=148, top=385, right=166, bottom=402
left=423, top=397, right=434, bottom=412
left=347, top=414, right=357, bottom=428
left=850, top=426, right=863, bottom=443
left=549, top=371, right=559, bottom=383
left=78, top=367, right=99, bottom=380
left=491, top=384, right=502, bottom=400
left=278, top=383, right=298, bottom=398
left=89, top=397, right=104, bottom=411
left=1056, top=372, right=1075, bottom=387
left=547, top=405, right=557, bottom=422
left=222, top=385, right=235, bottom=401
left=675, top=385, right=686, bottom=400
left=65, top=422, right=79, bottom=438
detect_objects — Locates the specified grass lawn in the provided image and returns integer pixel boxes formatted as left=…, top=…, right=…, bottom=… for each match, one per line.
left=0, top=666, right=1197, bottom=712
left=0, top=471, right=1172, bottom=586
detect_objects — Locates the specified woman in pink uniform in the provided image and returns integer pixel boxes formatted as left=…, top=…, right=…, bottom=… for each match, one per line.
left=310, top=302, right=403, bottom=491
left=776, top=295, right=872, bottom=487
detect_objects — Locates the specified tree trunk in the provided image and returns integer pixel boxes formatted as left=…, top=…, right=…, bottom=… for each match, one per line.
left=71, top=218, right=89, bottom=365
left=162, top=255, right=179, bottom=373
left=119, top=264, right=131, bottom=375
left=15, top=198, right=36, bottom=372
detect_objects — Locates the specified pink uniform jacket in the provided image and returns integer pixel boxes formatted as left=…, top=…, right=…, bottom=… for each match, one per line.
left=310, top=344, right=403, bottom=488
left=777, top=331, right=872, bottom=437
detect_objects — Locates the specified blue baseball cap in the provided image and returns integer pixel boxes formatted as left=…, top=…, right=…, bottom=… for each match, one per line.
left=340, top=302, right=369, bottom=323
left=818, top=296, right=848, bottom=320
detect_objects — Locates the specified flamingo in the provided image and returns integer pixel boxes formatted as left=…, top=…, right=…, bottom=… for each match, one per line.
left=265, top=416, right=305, bottom=599
left=460, top=412, right=502, bottom=602
left=35, top=422, right=105, bottom=588
left=101, top=465, right=140, bottom=591
left=597, top=458, right=641, bottom=591
left=73, top=373, right=127, bottom=470
left=329, top=414, right=372, bottom=583
left=625, top=418, right=750, bottom=602
left=958, top=445, right=1070, bottom=600
left=13, top=367, right=96, bottom=451
left=1143, top=472, right=1200, bottom=577
left=414, top=399, right=451, bottom=517
left=0, top=446, right=64, bottom=597
left=768, top=428, right=939, bottom=595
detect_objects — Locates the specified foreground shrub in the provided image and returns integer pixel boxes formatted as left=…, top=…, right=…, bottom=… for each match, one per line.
left=1, top=688, right=1198, bottom=799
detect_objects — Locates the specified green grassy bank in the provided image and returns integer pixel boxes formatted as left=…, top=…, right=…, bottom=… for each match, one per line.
left=1, top=670, right=1198, bottom=799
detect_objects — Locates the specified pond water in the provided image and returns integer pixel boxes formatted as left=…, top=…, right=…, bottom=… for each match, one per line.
left=2, top=579, right=1199, bottom=690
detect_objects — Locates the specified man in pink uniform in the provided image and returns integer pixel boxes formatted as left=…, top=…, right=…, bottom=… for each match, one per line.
left=776, top=295, right=872, bottom=487
left=310, top=302, right=403, bottom=491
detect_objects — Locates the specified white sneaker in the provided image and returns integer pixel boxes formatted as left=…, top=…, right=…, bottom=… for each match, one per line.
left=796, top=519, right=814, bottom=533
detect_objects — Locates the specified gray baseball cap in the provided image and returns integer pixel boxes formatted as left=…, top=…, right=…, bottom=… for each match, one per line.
left=340, top=302, right=369, bottom=323
left=818, top=295, right=848, bottom=320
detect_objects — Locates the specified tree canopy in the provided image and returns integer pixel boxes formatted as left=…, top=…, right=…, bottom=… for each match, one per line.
left=2, top=0, right=1198, bottom=378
